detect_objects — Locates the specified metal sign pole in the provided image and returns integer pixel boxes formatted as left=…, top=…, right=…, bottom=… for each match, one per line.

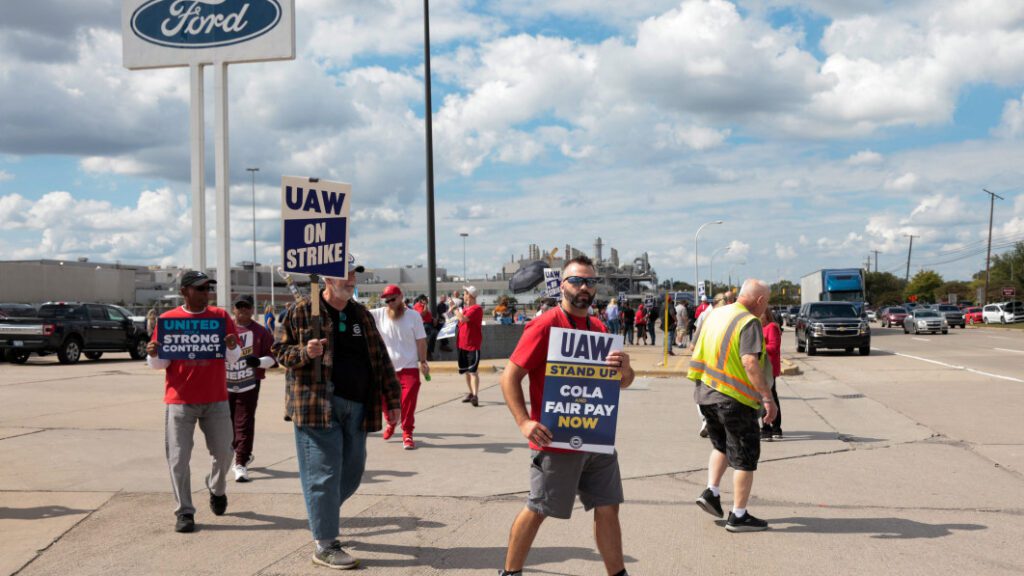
left=189, top=64, right=207, bottom=272
left=214, top=62, right=231, bottom=307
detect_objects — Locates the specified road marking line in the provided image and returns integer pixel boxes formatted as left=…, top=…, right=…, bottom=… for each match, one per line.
left=871, top=348, right=1024, bottom=383
left=987, top=336, right=1012, bottom=340
left=911, top=337, right=931, bottom=342
left=994, top=348, right=1024, bottom=354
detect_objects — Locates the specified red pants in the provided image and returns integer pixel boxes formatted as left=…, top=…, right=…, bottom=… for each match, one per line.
left=384, top=368, right=422, bottom=435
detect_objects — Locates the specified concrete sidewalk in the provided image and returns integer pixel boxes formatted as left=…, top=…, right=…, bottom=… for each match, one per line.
left=1, top=336, right=1021, bottom=575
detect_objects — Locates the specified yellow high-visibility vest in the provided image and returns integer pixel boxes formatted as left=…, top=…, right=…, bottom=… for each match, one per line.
left=687, top=302, right=765, bottom=409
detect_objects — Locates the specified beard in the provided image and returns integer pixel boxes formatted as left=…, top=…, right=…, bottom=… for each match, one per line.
left=567, top=291, right=592, bottom=310
left=387, top=304, right=405, bottom=319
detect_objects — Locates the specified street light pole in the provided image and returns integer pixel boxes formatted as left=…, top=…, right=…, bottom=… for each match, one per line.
left=246, top=167, right=259, bottom=305
left=460, top=232, right=469, bottom=281
left=983, top=188, right=1004, bottom=305
left=709, top=245, right=730, bottom=298
left=693, top=220, right=724, bottom=306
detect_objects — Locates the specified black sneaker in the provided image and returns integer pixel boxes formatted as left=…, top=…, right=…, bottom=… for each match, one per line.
left=772, top=429, right=783, bottom=439
left=760, top=428, right=773, bottom=441
left=210, top=492, right=227, bottom=516
left=175, top=513, right=195, bottom=533
left=695, top=488, right=723, bottom=518
left=498, top=571, right=522, bottom=576
left=471, top=395, right=479, bottom=407
left=726, top=511, right=768, bottom=532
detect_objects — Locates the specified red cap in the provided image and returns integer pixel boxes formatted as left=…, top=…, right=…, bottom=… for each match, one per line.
left=382, top=284, right=402, bottom=298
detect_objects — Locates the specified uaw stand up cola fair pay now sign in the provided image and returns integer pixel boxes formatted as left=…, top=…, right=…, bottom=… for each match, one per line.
left=281, top=177, right=350, bottom=278
left=541, top=328, right=624, bottom=454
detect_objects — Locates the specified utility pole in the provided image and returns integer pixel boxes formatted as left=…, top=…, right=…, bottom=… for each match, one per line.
left=872, top=250, right=881, bottom=273
left=904, top=234, right=919, bottom=283
left=983, top=188, right=1004, bottom=305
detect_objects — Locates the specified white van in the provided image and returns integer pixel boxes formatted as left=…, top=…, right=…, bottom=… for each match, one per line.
left=983, top=301, right=1024, bottom=324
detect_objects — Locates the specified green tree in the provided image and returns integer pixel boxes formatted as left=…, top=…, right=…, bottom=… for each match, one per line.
left=865, top=271, right=905, bottom=307
left=770, top=280, right=799, bottom=305
left=969, top=241, right=1024, bottom=303
left=904, top=270, right=944, bottom=303
left=933, top=280, right=971, bottom=304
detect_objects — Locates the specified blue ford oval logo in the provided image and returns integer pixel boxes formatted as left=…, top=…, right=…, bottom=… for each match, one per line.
left=131, top=0, right=282, bottom=49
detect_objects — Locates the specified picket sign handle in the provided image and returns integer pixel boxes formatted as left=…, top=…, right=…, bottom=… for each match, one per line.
left=310, top=273, right=322, bottom=387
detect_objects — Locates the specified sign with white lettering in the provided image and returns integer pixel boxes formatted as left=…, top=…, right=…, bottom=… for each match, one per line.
left=122, top=0, right=295, bottom=69
left=540, top=328, right=624, bottom=454
left=158, top=317, right=226, bottom=360
left=543, top=268, right=561, bottom=299
left=281, top=176, right=351, bottom=279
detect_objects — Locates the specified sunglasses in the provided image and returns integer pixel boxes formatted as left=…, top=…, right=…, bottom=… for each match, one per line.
left=189, top=285, right=216, bottom=292
left=337, top=310, right=348, bottom=333
left=384, top=297, right=399, bottom=304
left=563, top=276, right=599, bottom=288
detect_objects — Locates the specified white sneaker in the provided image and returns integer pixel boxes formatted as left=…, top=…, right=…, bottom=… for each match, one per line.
left=233, top=464, right=250, bottom=482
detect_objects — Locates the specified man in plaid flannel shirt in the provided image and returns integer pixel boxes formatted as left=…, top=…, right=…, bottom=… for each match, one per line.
left=273, top=260, right=401, bottom=570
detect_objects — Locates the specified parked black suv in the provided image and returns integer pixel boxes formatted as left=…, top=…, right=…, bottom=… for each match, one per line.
left=795, top=302, right=871, bottom=356
left=0, top=302, right=149, bottom=364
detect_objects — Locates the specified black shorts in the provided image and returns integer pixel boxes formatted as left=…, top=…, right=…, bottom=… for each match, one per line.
left=699, top=399, right=761, bottom=471
left=457, top=348, right=480, bottom=374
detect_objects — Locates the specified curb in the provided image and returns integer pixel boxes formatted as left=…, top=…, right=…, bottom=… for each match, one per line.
left=781, top=357, right=802, bottom=376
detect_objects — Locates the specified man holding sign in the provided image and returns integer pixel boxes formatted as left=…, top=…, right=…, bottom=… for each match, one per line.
left=498, top=256, right=635, bottom=576
left=273, top=258, right=402, bottom=570
left=147, top=271, right=240, bottom=534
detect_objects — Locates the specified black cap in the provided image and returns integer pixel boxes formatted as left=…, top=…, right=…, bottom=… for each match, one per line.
left=180, top=270, right=216, bottom=288
left=234, top=294, right=254, bottom=307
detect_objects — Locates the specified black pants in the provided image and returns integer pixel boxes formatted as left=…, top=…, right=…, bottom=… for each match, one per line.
left=424, top=323, right=437, bottom=358
left=624, top=323, right=634, bottom=344
left=760, top=384, right=783, bottom=432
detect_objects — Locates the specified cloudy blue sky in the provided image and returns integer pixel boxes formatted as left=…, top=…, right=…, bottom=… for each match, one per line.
left=3, top=0, right=1024, bottom=286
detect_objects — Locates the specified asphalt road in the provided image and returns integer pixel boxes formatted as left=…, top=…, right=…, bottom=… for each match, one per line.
left=866, top=323, right=1024, bottom=382
left=1, top=327, right=1022, bottom=575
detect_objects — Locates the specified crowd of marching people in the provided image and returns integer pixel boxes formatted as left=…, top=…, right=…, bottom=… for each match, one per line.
left=145, top=260, right=782, bottom=574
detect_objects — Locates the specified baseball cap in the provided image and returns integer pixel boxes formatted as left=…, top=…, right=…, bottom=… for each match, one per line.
left=180, top=270, right=216, bottom=288
left=234, top=294, right=254, bottom=307
left=382, top=284, right=402, bottom=298
left=700, top=295, right=707, bottom=302
left=348, top=254, right=365, bottom=274
left=463, top=285, right=479, bottom=298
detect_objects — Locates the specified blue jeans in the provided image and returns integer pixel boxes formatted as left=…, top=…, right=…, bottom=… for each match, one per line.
left=293, top=395, right=367, bottom=541
left=607, top=319, right=620, bottom=336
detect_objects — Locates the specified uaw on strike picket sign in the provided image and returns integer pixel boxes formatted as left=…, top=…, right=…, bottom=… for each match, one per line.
left=281, top=177, right=351, bottom=279
left=540, top=328, right=624, bottom=454
left=158, top=317, right=226, bottom=360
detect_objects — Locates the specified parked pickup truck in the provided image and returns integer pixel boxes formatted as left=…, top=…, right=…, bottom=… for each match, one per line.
left=0, top=302, right=149, bottom=364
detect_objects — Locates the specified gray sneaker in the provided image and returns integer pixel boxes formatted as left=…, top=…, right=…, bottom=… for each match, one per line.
left=313, top=541, right=359, bottom=570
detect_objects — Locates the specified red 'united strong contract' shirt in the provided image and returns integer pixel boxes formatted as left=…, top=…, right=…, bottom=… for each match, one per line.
left=151, top=306, right=238, bottom=404
left=510, top=306, right=607, bottom=452
left=457, top=304, right=483, bottom=351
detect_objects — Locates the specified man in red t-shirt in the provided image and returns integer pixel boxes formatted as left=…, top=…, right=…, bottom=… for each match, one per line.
left=455, top=285, right=484, bottom=406
left=498, top=256, right=636, bottom=576
left=147, top=271, right=240, bottom=534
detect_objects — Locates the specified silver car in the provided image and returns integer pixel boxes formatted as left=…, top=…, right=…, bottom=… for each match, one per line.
left=903, top=309, right=948, bottom=335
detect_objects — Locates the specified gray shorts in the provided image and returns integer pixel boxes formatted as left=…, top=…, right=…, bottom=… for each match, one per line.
left=527, top=450, right=624, bottom=519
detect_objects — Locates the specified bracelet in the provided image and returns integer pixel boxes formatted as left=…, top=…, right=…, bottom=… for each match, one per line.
left=761, top=398, right=773, bottom=403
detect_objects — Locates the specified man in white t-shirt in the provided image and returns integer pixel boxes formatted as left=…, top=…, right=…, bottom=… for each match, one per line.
left=370, top=285, right=430, bottom=450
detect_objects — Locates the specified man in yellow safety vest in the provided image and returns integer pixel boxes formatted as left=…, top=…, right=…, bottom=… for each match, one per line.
left=687, top=278, right=777, bottom=532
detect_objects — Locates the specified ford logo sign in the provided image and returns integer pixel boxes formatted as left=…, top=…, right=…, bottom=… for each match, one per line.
left=131, top=0, right=282, bottom=49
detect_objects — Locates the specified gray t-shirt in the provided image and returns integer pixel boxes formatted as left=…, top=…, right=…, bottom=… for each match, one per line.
left=694, top=319, right=763, bottom=405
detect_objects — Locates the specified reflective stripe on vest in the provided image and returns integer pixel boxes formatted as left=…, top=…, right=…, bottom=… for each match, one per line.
left=686, top=302, right=765, bottom=409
